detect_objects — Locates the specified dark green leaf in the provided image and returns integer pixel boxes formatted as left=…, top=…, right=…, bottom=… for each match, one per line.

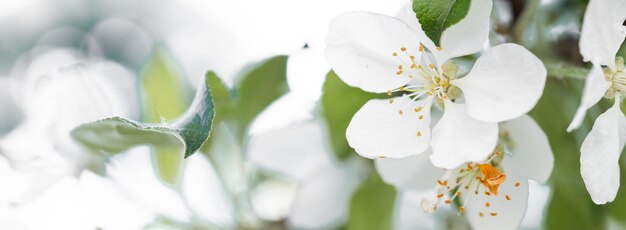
left=347, top=171, right=397, bottom=230
left=321, top=71, right=384, bottom=159
left=413, top=0, right=471, bottom=46
left=200, top=71, right=235, bottom=152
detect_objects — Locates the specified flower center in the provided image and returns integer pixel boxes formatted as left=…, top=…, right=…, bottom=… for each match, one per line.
left=604, top=57, right=626, bottom=99
left=387, top=45, right=458, bottom=104
left=421, top=150, right=518, bottom=218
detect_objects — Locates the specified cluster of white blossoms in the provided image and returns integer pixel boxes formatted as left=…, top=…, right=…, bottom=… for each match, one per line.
left=324, top=0, right=555, bottom=229
left=567, top=0, right=626, bottom=205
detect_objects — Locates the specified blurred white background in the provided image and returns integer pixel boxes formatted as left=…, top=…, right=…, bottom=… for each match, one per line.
left=0, top=1, right=552, bottom=229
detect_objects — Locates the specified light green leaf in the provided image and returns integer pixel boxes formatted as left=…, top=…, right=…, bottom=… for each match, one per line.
left=347, top=171, right=396, bottom=230
left=71, top=73, right=215, bottom=174
left=140, top=48, right=191, bottom=186
left=321, top=71, right=384, bottom=159
left=234, top=56, right=289, bottom=137
left=413, top=0, right=471, bottom=47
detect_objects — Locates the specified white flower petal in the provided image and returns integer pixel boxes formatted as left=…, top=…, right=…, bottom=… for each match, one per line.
left=249, top=121, right=333, bottom=180
left=521, top=181, right=551, bottom=229
left=375, top=149, right=444, bottom=190
left=462, top=158, right=529, bottom=230
left=182, top=154, right=235, bottom=227
left=393, top=190, right=462, bottom=230
left=567, top=64, right=611, bottom=132
left=287, top=47, right=329, bottom=101
left=248, top=93, right=315, bottom=136
left=580, top=98, right=626, bottom=204
left=347, top=96, right=433, bottom=159
left=107, top=147, right=190, bottom=222
left=0, top=77, right=23, bottom=136
left=288, top=160, right=367, bottom=229
left=500, top=115, right=554, bottom=183
left=251, top=178, right=297, bottom=222
left=433, top=0, right=493, bottom=65
left=430, top=100, right=498, bottom=169
left=579, top=0, right=626, bottom=69
left=396, top=4, right=436, bottom=52
left=325, top=12, right=420, bottom=93
left=452, top=43, right=546, bottom=123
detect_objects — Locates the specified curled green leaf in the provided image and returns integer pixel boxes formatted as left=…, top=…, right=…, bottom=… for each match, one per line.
left=71, top=73, right=215, bottom=167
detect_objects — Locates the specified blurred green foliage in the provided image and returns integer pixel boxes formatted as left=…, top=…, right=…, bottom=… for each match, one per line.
left=321, top=71, right=385, bottom=160
left=233, top=56, right=289, bottom=138
left=198, top=56, right=290, bottom=229
left=530, top=79, right=605, bottom=230
left=140, top=48, right=191, bottom=186
left=347, top=171, right=397, bottom=230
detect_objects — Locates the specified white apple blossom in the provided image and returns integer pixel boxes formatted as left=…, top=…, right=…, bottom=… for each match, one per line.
left=324, top=0, right=547, bottom=169
left=566, top=0, right=626, bottom=204
left=0, top=49, right=139, bottom=203
left=248, top=93, right=368, bottom=229
left=377, top=115, right=554, bottom=230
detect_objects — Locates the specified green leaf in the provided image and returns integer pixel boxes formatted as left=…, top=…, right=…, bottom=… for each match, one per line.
left=140, top=48, right=191, bottom=186
left=200, top=71, right=235, bottom=151
left=347, top=171, right=396, bottom=230
left=234, top=56, right=289, bottom=137
left=530, top=79, right=606, bottom=230
left=71, top=73, right=215, bottom=174
left=321, top=71, right=384, bottom=159
left=413, top=0, right=471, bottom=47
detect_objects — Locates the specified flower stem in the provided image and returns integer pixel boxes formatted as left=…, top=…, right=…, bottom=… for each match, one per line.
left=544, top=60, right=589, bottom=80
left=512, top=0, right=539, bottom=44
